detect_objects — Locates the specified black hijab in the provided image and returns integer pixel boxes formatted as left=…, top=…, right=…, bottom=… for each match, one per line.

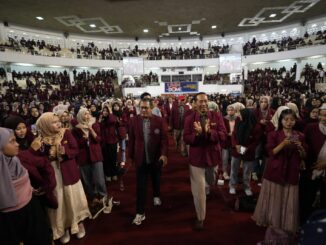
left=4, top=116, right=30, bottom=150
left=236, top=108, right=257, bottom=145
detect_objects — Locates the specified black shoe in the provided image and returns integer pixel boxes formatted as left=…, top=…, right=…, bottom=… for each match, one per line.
left=194, top=219, right=204, bottom=231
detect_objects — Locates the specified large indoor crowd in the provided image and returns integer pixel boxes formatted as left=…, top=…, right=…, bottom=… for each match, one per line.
left=1, top=73, right=326, bottom=243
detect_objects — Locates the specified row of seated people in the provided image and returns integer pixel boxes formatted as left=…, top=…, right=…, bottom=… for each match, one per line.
left=3, top=29, right=325, bottom=60
left=121, top=72, right=159, bottom=88
left=1, top=69, right=117, bottom=102
left=203, top=73, right=241, bottom=84
left=1, top=37, right=62, bottom=56
left=243, top=30, right=326, bottom=55
left=244, top=63, right=324, bottom=95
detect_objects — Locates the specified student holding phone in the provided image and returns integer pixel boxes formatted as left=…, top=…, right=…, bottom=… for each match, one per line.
left=253, top=109, right=307, bottom=243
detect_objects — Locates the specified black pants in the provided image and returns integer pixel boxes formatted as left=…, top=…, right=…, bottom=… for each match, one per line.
left=0, top=196, right=52, bottom=245
left=102, top=143, right=118, bottom=177
left=299, top=173, right=326, bottom=224
left=136, top=162, right=162, bottom=214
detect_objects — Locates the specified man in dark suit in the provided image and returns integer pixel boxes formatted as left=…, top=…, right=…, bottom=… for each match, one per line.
left=184, top=92, right=227, bottom=230
left=128, top=98, right=168, bottom=225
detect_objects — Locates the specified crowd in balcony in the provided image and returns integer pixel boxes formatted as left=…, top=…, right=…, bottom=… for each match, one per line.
left=1, top=69, right=116, bottom=103
left=243, top=30, right=326, bottom=55
left=244, top=63, right=324, bottom=95
left=121, top=72, right=159, bottom=88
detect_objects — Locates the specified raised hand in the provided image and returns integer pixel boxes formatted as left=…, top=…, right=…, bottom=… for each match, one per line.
left=193, top=121, right=202, bottom=135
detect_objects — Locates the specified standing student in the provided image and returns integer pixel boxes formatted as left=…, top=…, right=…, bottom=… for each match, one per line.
left=73, top=108, right=112, bottom=218
left=128, top=98, right=168, bottom=226
left=229, top=108, right=263, bottom=196
left=183, top=92, right=226, bottom=230
left=253, top=109, right=307, bottom=242
left=31, top=112, right=91, bottom=244
left=0, top=127, right=52, bottom=245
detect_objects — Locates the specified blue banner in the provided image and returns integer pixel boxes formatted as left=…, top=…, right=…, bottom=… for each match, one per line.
left=164, top=82, right=198, bottom=93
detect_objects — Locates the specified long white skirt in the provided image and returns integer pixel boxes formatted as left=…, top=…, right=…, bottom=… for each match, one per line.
left=48, top=161, right=91, bottom=240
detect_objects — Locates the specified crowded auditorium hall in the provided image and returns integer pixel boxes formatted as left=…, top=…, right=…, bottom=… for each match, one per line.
left=1, top=0, right=326, bottom=244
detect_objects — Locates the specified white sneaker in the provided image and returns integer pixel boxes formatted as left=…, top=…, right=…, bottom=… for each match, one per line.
left=229, top=187, right=236, bottom=195
left=252, top=172, right=258, bottom=181
left=153, top=197, right=162, bottom=206
left=103, top=196, right=113, bottom=214
left=132, top=214, right=146, bottom=225
left=60, top=230, right=70, bottom=244
left=223, top=172, right=230, bottom=180
left=245, top=189, right=253, bottom=196
left=112, top=175, right=118, bottom=181
left=105, top=176, right=112, bottom=182
left=76, top=223, right=86, bottom=239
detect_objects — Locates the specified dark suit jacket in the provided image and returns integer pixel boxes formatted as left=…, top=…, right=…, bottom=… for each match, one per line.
left=128, top=115, right=168, bottom=167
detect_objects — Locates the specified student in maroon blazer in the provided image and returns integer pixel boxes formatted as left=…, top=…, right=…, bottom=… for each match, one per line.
left=253, top=96, right=275, bottom=181
left=253, top=109, right=307, bottom=239
left=4, top=115, right=57, bottom=209
left=163, top=97, right=174, bottom=125
left=128, top=98, right=168, bottom=226
left=229, top=109, right=263, bottom=196
left=170, top=95, right=190, bottom=156
left=300, top=105, right=326, bottom=223
left=183, top=92, right=227, bottom=231
left=72, top=108, right=108, bottom=210
left=100, top=106, right=119, bottom=181
left=30, top=112, right=90, bottom=242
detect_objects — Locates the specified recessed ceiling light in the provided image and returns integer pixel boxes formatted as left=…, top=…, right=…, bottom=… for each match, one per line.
left=143, top=29, right=149, bottom=33
left=178, top=27, right=182, bottom=31
left=269, top=13, right=277, bottom=18
left=211, top=25, right=217, bottom=29
left=36, top=16, right=44, bottom=20
left=89, top=24, right=96, bottom=28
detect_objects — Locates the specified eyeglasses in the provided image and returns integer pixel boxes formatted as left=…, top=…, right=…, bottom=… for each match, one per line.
left=140, top=106, right=150, bottom=110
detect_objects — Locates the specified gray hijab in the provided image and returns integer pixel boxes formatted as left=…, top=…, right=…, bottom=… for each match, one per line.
left=0, top=127, right=26, bottom=210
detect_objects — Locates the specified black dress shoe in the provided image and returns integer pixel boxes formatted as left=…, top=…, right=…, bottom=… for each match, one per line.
left=194, top=219, right=204, bottom=231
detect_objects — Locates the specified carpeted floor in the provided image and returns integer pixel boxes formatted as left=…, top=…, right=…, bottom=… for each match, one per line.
left=66, top=138, right=265, bottom=245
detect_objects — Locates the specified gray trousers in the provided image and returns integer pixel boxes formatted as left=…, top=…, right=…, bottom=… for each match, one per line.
left=80, top=161, right=107, bottom=200
left=222, top=148, right=231, bottom=172
left=190, top=165, right=217, bottom=221
left=229, top=157, right=253, bottom=190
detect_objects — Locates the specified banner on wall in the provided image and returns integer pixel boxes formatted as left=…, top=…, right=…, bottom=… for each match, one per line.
left=164, top=82, right=198, bottom=93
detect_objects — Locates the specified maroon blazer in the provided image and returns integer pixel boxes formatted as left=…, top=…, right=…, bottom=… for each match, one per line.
left=72, top=122, right=103, bottom=165
left=169, top=103, right=190, bottom=130
left=263, top=130, right=307, bottom=185
left=128, top=115, right=168, bottom=167
left=231, top=121, right=263, bottom=161
left=30, top=130, right=80, bottom=186
left=183, top=111, right=227, bottom=168
left=304, top=123, right=325, bottom=168
left=18, top=149, right=57, bottom=208
left=221, top=117, right=236, bottom=149
left=100, top=114, right=119, bottom=144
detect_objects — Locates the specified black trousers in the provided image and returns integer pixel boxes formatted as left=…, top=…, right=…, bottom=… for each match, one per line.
left=136, top=161, right=162, bottom=214
left=299, top=173, right=326, bottom=224
left=102, top=143, right=118, bottom=177
left=0, top=196, right=52, bottom=245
